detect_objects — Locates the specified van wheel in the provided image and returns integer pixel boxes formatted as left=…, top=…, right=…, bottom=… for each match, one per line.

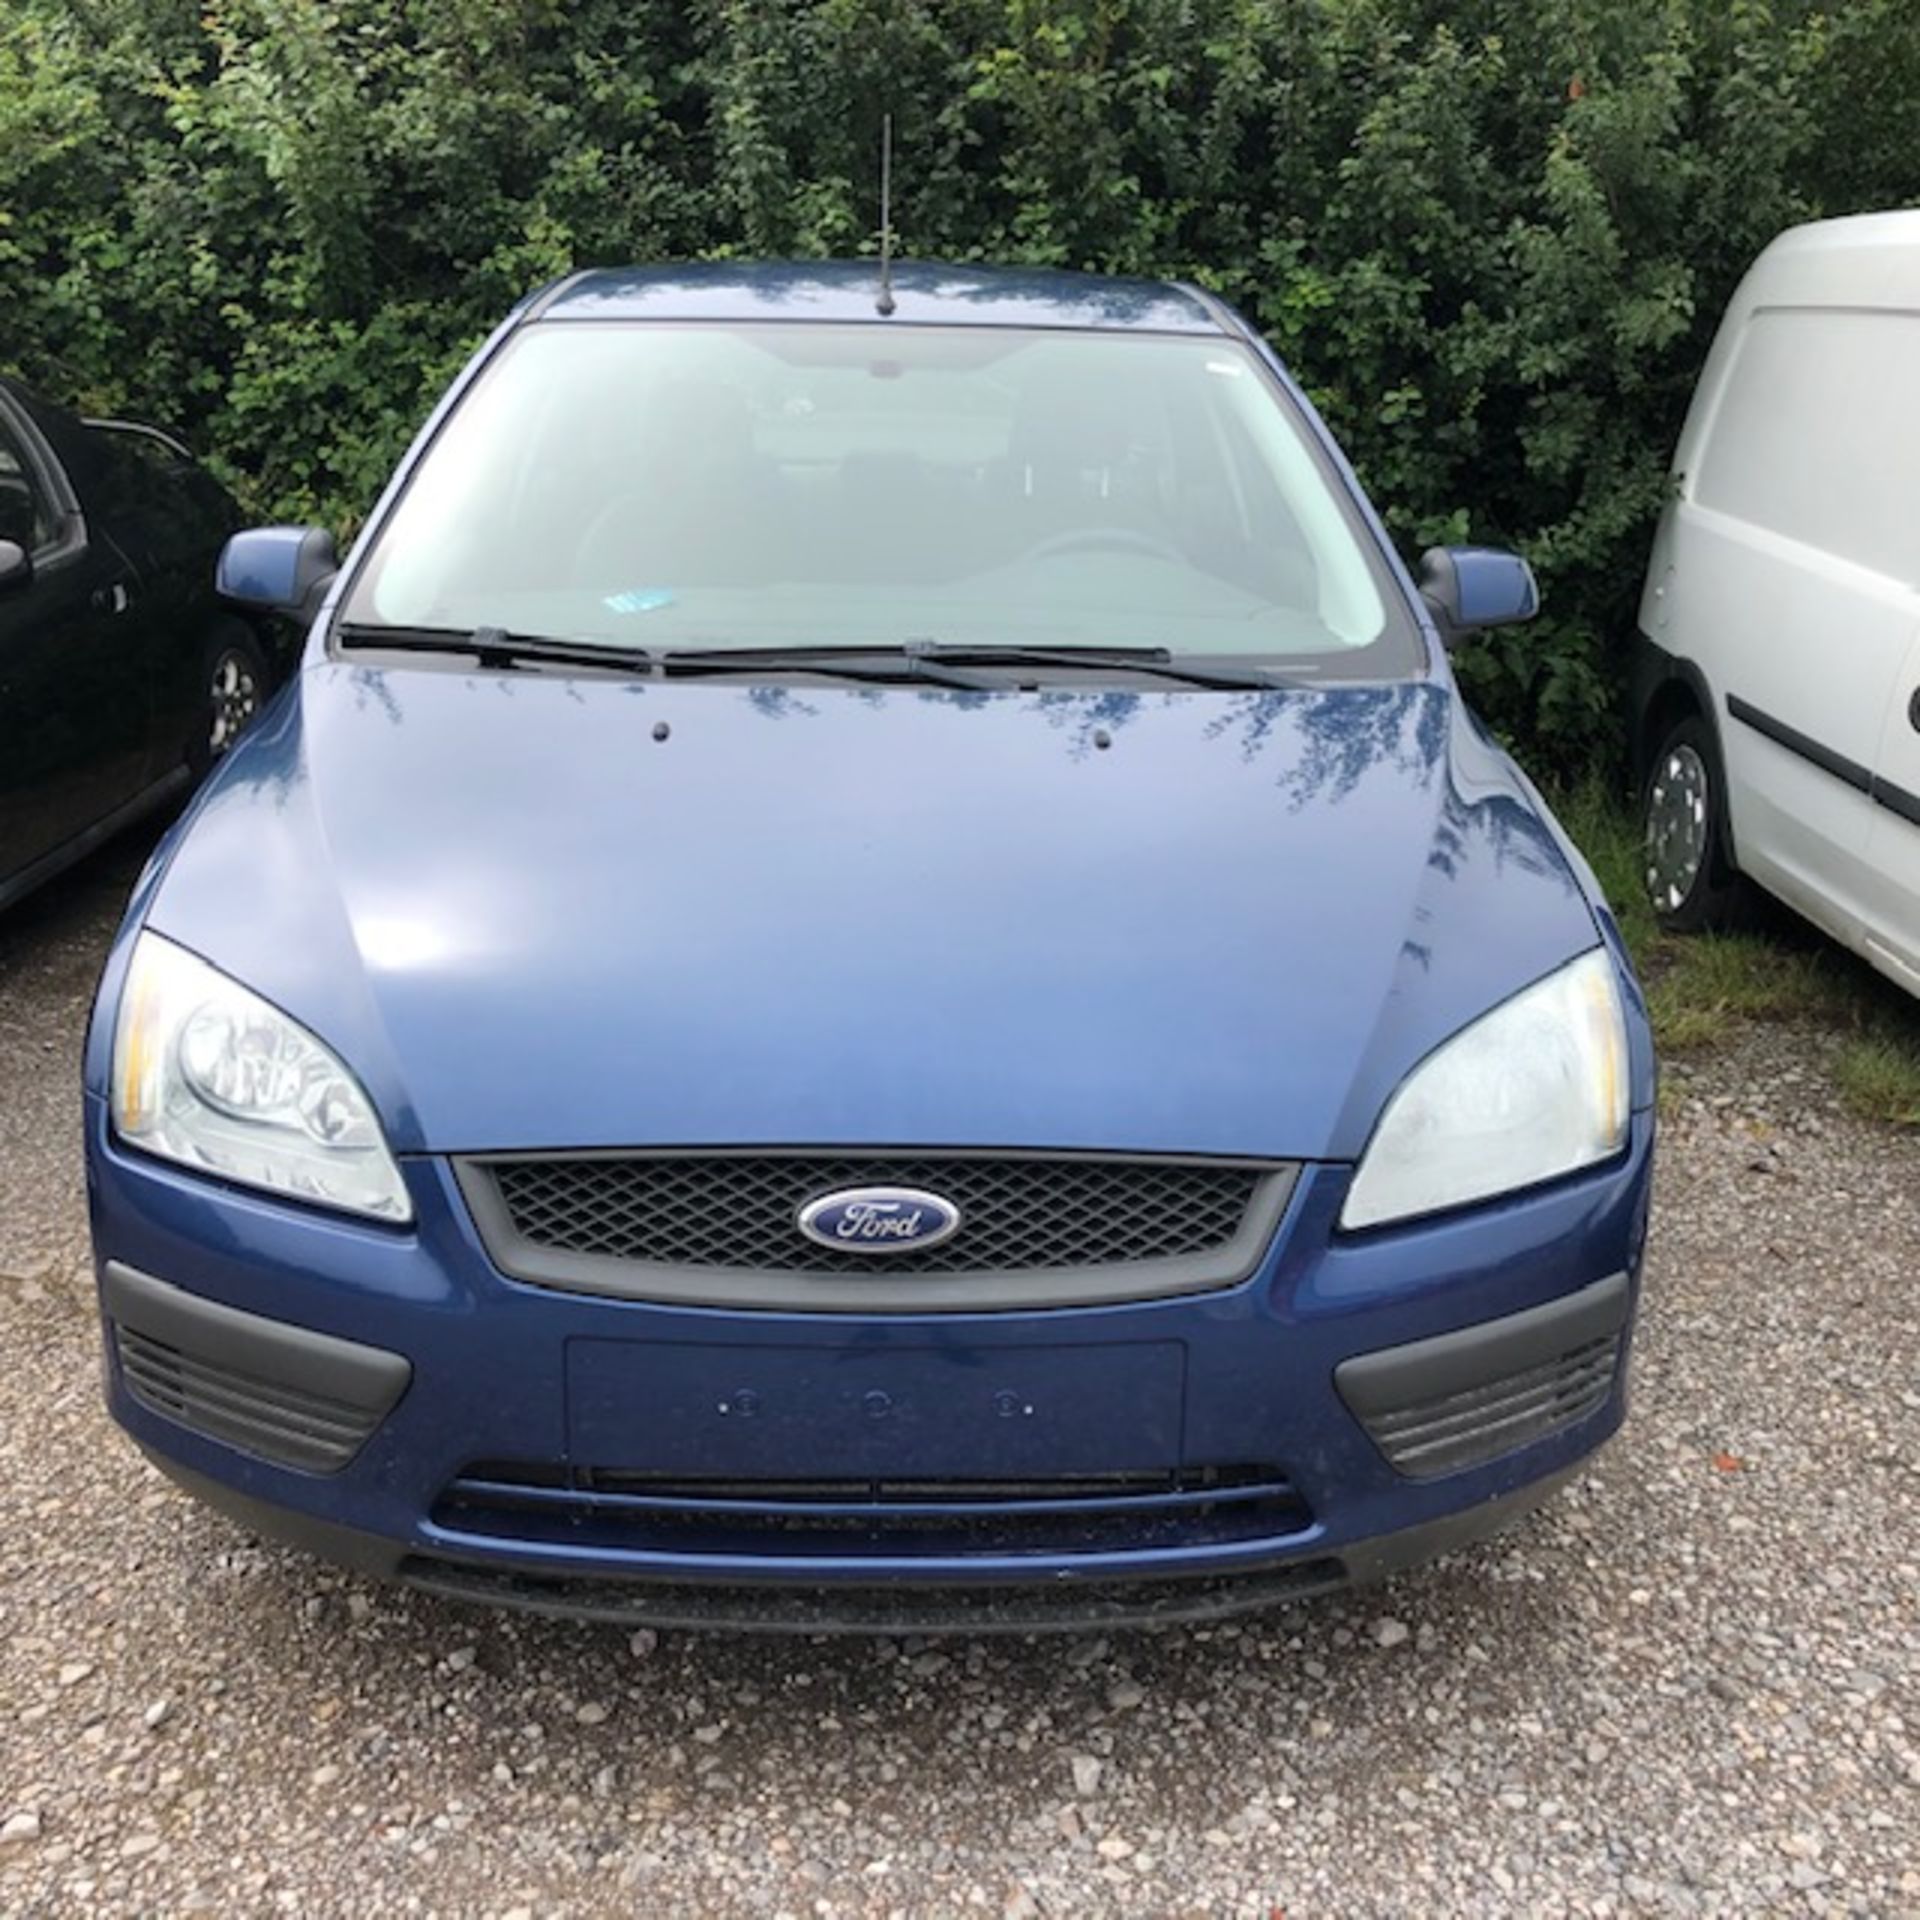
left=1642, top=712, right=1739, bottom=931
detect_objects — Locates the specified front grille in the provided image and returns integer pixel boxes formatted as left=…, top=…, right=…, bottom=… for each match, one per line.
left=114, top=1323, right=382, bottom=1473
left=1359, top=1331, right=1623, bottom=1480
left=431, top=1461, right=1314, bottom=1560
left=481, top=1152, right=1266, bottom=1273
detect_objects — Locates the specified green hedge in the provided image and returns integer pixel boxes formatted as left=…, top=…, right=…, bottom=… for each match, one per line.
left=6, top=0, right=1919, bottom=766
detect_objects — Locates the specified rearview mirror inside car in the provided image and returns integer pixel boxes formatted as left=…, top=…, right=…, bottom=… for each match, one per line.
left=1417, top=545, right=1540, bottom=641
left=216, top=525, right=338, bottom=620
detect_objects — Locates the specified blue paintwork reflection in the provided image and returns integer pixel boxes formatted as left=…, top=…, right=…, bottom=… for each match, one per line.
left=543, top=260, right=1223, bottom=335
left=88, top=663, right=1635, bottom=1160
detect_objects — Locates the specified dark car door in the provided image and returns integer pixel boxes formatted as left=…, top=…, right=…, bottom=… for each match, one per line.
left=0, top=392, right=150, bottom=890
left=77, top=421, right=246, bottom=766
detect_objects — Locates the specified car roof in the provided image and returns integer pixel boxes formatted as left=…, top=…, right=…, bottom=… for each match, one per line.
left=530, top=260, right=1230, bottom=334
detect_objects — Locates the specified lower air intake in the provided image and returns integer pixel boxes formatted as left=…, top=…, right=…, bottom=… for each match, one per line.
left=115, top=1323, right=383, bottom=1474
left=431, top=1461, right=1314, bottom=1559
left=1336, top=1274, right=1631, bottom=1480
left=1354, top=1331, right=1622, bottom=1479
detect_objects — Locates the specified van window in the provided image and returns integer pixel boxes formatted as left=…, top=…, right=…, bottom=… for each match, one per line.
left=1693, top=307, right=1920, bottom=583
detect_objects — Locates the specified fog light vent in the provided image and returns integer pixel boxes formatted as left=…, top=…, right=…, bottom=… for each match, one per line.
left=116, top=1323, right=383, bottom=1473
left=1335, top=1274, right=1630, bottom=1480
left=1359, top=1334, right=1621, bottom=1478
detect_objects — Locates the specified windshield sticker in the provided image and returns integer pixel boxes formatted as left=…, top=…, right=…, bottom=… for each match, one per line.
left=603, top=588, right=675, bottom=615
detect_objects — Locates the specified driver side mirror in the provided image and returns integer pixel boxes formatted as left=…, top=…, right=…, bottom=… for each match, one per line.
left=216, top=525, right=339, bottom=620
left=1417, top=546, right=1539, bottom=643
left=0, top=538, right=31, bottom=594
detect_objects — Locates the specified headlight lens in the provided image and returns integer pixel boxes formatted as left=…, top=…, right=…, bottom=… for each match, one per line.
left=1341, top=947, right=1629, bottom=1230
left=110, top=931, right=412, bottom=1223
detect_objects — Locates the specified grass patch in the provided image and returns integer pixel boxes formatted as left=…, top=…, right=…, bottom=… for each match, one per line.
left=1551, top=777, right=1920, bottom=1127
left=1642, top=935, right=1840, bottom=1054
left=1833, top=1034, right=1920, bottom=1126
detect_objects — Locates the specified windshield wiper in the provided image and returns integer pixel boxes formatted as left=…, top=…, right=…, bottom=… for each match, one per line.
left=336, top=626, right=1291, bottom=693
left=661, top=642, right=1292, bottom=691
left=654, top=646, right=997, bottom=691
left=905, top=643, right=1296, bottom=690
left=336, top=623, right=658, bottom=675
left=342, top=627, right=995, bottom=690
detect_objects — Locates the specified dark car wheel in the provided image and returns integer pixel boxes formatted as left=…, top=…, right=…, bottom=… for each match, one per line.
left=197, top=628, right=269, bottom=770
left=1642, top=711, right=1740, bottom=931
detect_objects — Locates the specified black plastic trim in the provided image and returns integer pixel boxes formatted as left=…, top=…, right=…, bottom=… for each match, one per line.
left=1873, top=773, right=1920, bottom=826
left=430, top=1461, right=1314, bottom=1560
left=134, top=1448, right=1580, bottom=1633
left=1361, top=1336, right=1619, bottom=1479
left=398, top=1557, right=1352, bottom=1632
left=104, top=1263, right=411, bottom=1441
left=1727, top=693, right=1872, bottom=793
left=1724, top=691, right=1920, bottom=827
left=1336, top=1274, right=1629, bottom=1420
left=453, top=1149, right=1300, bottom=1313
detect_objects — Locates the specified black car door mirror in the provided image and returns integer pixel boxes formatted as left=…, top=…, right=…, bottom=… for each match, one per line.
left=216, top=525, right=338, bottom=619
left=0, top=538, right=32, bottom=594
left=1417, top=545, right=1540, bottom=643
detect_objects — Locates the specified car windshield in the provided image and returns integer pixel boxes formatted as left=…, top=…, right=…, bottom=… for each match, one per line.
left=341, top=320, right=1418, bottom=671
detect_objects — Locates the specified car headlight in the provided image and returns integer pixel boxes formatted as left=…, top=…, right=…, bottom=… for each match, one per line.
left=1341, top=946, right=1629, bottom=1230
left=110, top=931, right=411, bottom=1223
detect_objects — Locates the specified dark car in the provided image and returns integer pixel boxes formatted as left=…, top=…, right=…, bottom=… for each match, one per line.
left=0, top=378, right=276, bottom=911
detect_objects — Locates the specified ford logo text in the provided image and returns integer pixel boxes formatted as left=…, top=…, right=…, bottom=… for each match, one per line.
left=797, top=1186, right=963, bottom=1255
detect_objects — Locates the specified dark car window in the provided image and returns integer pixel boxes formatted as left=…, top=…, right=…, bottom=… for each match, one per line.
left=82, top=423, right=228, bottom=571
left=85, top=425, right=191, bottom=520
left=0, top=414, right=54, bottom=553
left=343, top=322, right=1420, bottom=672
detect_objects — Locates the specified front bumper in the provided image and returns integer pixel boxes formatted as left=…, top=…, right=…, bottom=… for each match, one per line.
left=88, top=1099, right=1653, bottom=1630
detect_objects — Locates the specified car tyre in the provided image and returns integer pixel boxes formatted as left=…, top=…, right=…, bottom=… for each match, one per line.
left=195, top=625, right=269, bottom=772
left=1641, top=710, right=1741, bottom=932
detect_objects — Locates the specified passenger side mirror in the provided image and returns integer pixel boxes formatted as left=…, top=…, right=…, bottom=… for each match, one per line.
left=1417, top=546, right=1539, bottom=642
left=216, top=525, right=339, bottom=620
left=0, top=538, right=31, bottom=594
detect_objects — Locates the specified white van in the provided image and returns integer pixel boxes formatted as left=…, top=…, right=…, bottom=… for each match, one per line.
left=1633, top=210, right=1920, bottom=996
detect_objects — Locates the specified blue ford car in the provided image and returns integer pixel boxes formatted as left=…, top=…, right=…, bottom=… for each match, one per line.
left=84, top=264, right=1654, bottom=1631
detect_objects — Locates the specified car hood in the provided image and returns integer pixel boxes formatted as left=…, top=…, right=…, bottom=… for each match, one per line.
left=136, top=661, right=1602, bottom=1159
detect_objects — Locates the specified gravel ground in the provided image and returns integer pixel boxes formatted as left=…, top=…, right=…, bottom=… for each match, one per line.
left=1, top=830, right=1916, bottom=1918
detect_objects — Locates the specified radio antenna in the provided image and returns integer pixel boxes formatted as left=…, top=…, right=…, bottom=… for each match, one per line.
left=875, top=113, right=896, bottom=316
